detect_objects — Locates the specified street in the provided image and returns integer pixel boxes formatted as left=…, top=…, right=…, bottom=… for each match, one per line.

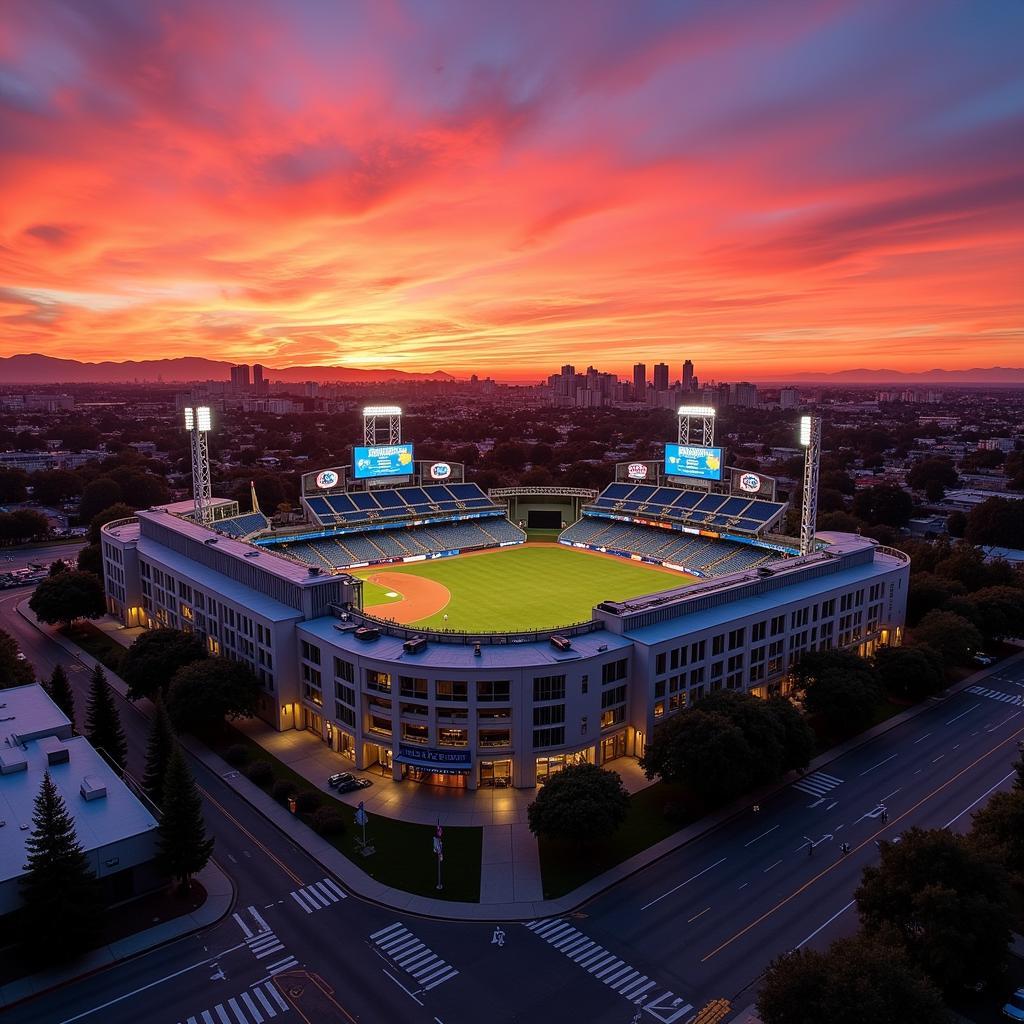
left=2, top=588, right=1022, bottom=1024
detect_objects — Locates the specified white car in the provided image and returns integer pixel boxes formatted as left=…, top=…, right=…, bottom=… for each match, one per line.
left=973, top=653, right=995, bottom=666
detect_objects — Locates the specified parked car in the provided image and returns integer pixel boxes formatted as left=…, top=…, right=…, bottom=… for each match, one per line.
left=973, top=653, right=995, bottom=666
left=1002, top=987, right=1024, bottom=1021
left=327, top=772, right=354, bottom=789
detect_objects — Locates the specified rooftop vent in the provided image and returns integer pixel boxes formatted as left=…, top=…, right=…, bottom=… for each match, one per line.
left=204, top=537, right=218, bottom=545
left=354, top=626, right=380, bottom=642
left=80, top=775, right=107, bottom=801
left=308, top=566, right=322, bottom=576
left=403, top=637, right=427, bottom=655
left=0, top=749, right=27, bottom=775
left=38, top=736, right=69, bottom=766
left=550, top=635, right=572, bottom=652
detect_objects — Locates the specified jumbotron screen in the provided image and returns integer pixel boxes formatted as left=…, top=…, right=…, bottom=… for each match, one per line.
left=352, top=444, right=415, bottom=479
left=665, top=443, right=724, bottom=481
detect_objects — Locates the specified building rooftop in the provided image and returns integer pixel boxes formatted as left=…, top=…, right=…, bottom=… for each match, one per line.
left=0, top=684, right=72, bottom=744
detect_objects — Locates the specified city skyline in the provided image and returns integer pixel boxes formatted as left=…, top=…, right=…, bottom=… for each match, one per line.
left=1, top=2, right=1022, bottom=379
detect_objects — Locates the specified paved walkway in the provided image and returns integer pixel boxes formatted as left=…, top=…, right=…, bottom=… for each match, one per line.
left=28, top=605, right=1024, bottom=922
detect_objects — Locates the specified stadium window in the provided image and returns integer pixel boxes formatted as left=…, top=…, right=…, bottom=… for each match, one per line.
left=366, top=669, right=391, bottom=693
left=334, top=702, right=355, bottom=728
left=727, top=628, right=745, bottom=650
left=336, top=682, right=355, bottom=706
left=712, top=634, right=725, bottom=656
left=601, top=659, right=628, bottom=685
left=770, top=614, right=785, bottom=636
left=532, top=726, right=566, bottom=749
left=581, top=674, right=588, bottom=695
left=654, top=700, right=665, bottom=719
left=655, top=652, right=667, bottom=675
left=401, top=723, right=429, bottom=744
left=400, top=676, right=428, bottom=699
left=334, top=657, right=354, bottom=683
left=600, top=706, right=625, bottom=729
left=533, top=675, right=566, bottom=702
left=655, top=680, right=666, bottom=698
left=601, top=685, right=626, bottom=709
left=690, top=640, right=706, bottom=662
left=436, top=680, right=468, bottom=702
left=369, top=714, right=392, bottom=737
left=438, top=728, right=468, bottom=747
left=533, top=704, right=565, bottom=727
left=480, top=729, right=511, bottom=748
left=400, top=702, right=428, bottom=717
left=302, top=664, right=321, bottom=687
left=477, top=680, right=511, bottom=702
left=752, top=621, right=766, bottom=642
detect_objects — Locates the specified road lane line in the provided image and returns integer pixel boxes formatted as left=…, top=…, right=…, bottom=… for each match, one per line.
left=913, top=732, right=933, bottom=744
left=880, top=788, right=901, bottom=801
left=700, top=719, right=1024, bottom=963
left=763, top=860, right=782, bottom=873
left=687, top=907, right=711, bottom=923
left=942, top=771, right=1017, bottom=829
left=744, top=825, right=780, bottom=847
left=795, top=900, right=856, bottom=949
left=932, top=755, right=944, bottom=763
left=382, top=968, right=424, bottom=1006
left=858, top=754, right=897, bottom=776
left=945, top=704, right=980, bottom=725
left=640, top=857, right=726, bottom=910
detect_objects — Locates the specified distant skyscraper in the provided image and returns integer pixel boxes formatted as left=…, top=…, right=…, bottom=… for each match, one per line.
left=653, top=362, right=669, bottom=391
left=253, top=363, right=265, bottom=395
left=682, top=359, right=694, bottom=391
left=731, top=381, right=759, bottom=408
left=560, top=363, right=576, bottom=399
left=779, top=386, right=800, bottom=409
left=633, top=363, right=646, bottom=401
left=230, top=364, right=251, bottom=389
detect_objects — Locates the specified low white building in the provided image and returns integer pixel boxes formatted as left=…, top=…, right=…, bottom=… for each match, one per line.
left=0, top=685, right=161, bottom=915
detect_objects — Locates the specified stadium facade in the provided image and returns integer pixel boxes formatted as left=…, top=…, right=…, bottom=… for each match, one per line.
left=101, top=408, right=909, bottom=790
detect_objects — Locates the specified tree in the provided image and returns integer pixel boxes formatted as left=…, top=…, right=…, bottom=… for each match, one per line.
left=77, top=542, right=103, bottom=577
left=19, top=771, right=101, bottom=961
left=947, top=586, right=1024, bottom=645
left=28, top=570, right=106, bottom=628
left=143, top=699, right=176, bottom=806
left=157, top=746, right=214, bottom=889
left=964, top=496, right=1024, bottom=547
left=88, top=502, right=136, bottom=544
left=970, top=788, right=1024, bottom=878
left=855, top=827, right=1012, bottom=992
left=758, top=934, right=949, bottom=1024
left=45, top=664, right=76, bottom=725
left=873, top=645, right=945, bottom=701
left=640, top=709, right=754, bottom=804
left=907, top=457, right=958, bottom=501
left=0, top=509, right=50, bottom=543
left=78, top=478, right=124, bottom=524
left=905, top=572, right=963, bottom=626
left=49, top=558, right=68, bottom=576
left=166, top=657, right=262, bottom=734
left=946, top=510, right=967, bottom=538
left=0, top=627, right=35, bottom=687
left=794, top=650, right=882, bottom=736
left=30, top=468, right=83, bottom=506
left=526, top=763, right=630, bottom=845
left=0, top=466, right=29, bottom=503
left=852, top=484, right=914, bottom=527
left=121, top=628, right=208, bottom=701
left=909, top=610, right=983, bottom=663
left=85, top=665, right=127, bottom=770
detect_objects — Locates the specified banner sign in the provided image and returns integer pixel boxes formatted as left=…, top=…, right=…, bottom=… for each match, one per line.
left=429, top=462, right=452, bottom=479
left=397, top=744, right=472, bottom=770
left=353, top=444, right=415, bottom=479
left=665, top=444, right=724, bottom=481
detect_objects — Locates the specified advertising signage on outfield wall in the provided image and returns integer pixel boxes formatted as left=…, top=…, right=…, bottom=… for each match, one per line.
left=664, top=443, right=724, bottom=481
left=352, top=444, right=415, bottom=479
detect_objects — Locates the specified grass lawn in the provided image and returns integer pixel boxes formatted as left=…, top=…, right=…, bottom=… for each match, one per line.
left=355, top=545, right=695, bottom=632
left=537, top=781, right=695, bottom=898
left=60, top=621, right=126, bottom=673
left=210, top=725, right=482, bottom=902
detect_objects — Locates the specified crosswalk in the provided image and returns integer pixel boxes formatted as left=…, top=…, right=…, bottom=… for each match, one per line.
left=792, top=770, right=843, bottom=798
left=966, top=685, right=1023, bottom=706
left=525, top=918, right=692, bottom=1022
left=247, top=930, right=285, bottom=960
left=289, top=877, right=348, bottom=914
left=370, top=922, right=460, bottom=991
left=179, top=980, right=289, bottom=1024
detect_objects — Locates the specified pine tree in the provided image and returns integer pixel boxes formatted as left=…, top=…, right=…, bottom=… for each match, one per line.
left=158, top=746, right=214, bottom=890
left=46, top=664, right=76, bottom=728
left=85, top=664, right=127, bottom=771
left=20, top=771, right=100, bottom=961
left=1013, top=748, right=1024, bottom=792
left=143, top=699, right=176, bottom=806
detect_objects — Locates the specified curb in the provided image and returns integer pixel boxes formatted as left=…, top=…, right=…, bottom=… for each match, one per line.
left=22, top=601, right=1023, bottom=922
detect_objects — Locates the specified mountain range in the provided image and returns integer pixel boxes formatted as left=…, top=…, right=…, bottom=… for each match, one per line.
left=776, top=367, right=1024, bottom=384
left=0, top=353, right=454, bottom=384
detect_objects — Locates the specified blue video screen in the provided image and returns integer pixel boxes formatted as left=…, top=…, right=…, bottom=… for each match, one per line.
left=352, top=444, right=415, bottom=479
left=664, top=444, right=724, bottom=481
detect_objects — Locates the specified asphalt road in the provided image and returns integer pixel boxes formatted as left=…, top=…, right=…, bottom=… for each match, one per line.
left=2, top=585, right=1022, bottom=1024
left=0, top=541, right=86, bottom=574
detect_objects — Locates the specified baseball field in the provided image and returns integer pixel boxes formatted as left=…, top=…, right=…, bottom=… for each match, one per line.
left=353, top=543, right=696, bottom=632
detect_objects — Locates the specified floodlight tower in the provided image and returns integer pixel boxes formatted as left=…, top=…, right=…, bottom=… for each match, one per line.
left=799, top=414, right=821, bottom=556
left=184, top=406, right=213, bottom=526
left=678, top=405, right=716, bottom=446
left=362, top=405, right=402, bottom=446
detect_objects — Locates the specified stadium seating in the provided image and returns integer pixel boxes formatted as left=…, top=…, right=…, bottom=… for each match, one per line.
left=303, top=482, right=501, bottom=529
left=274, top=518, right=526, bottom=569
left=583, top=482, right=785, bottom=535
left=559, top=519, right=777, bottom=579
left=212, top=511, right=269, bottom=538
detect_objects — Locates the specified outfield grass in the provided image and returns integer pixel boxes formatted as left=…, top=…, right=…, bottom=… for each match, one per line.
left=355, top=545, right=695, bottom=632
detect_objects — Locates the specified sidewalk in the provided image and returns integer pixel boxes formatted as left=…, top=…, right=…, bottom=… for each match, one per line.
left=0, top=860, right=232, bottom=1010
left=25, top=603, right=1024, bottom=922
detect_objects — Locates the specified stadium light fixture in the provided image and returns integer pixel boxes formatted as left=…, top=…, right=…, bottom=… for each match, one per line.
left=678, top=406, right=716, bottom=417
left=800, top=415, right=812, bottom=446
left=363, top=405, right=402, bottom=416
left=184, top=407, right=194, bottom=431
left=196, top=406, right=212, bottom=432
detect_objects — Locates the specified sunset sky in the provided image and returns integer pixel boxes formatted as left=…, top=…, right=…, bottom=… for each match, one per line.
left=1, top=1, right=1022, bottom=381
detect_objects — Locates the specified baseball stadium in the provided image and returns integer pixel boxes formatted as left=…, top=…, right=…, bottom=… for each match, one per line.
left=102, top=405, right=909, bottom=790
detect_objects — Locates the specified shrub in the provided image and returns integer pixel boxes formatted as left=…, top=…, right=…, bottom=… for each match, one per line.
left=312, top=808, right=346, bottom=837
left=245, top=760, right=274, bottom=787
left=272, top=779, right=297, bottom=805
left=294, top=790, right=322, bottom=814
left=224, top=744, right=250, bottom=767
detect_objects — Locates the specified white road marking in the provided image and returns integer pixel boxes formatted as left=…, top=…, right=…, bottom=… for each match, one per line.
left=858, top=754, right=897, bottom=776
left=942, top=771, right=1017, bottom=829
left=932, top=755, right=944, bottom=763
left=382, top=969, right=424, bottom=1006
left=763, top=860, right=782, bottom=873
left=743, top=825, right=779, bottom=847
left=795, top=900, right=856, bottom=949
left=945, top=704, right=980, bottom=725
left=913, top=732, right=933, bottom=744
left=687, top=907, right=711, bottom=923
left=233, top=913, right=253, bottom=939
left=640, top=857, right=726, bottom=910
left=247, top=906, right=271, bottom=933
